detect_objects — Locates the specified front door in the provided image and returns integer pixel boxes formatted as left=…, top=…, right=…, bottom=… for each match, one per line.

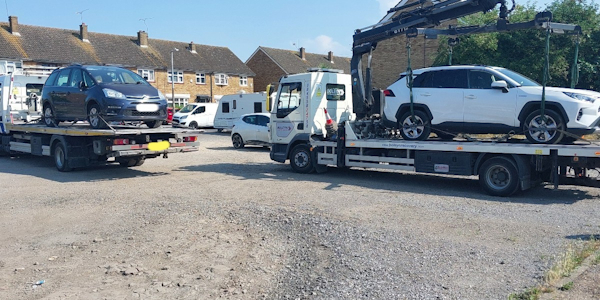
left=463, top=70, right=517, bottom=128
left=271, top=81, right=304, bottom=144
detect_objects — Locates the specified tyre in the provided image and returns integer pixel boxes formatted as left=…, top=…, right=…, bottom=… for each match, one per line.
left=398, top=110, right=431, bottom=141
left=87, top=104, right=107, bottom=129
left=118, top=156, right=145, bottom=167
left=145, top=120, right=162, bottom=129
left=523, top=109, right=565, bottom=144
left=290, top=144, right=314, bottom=174
left=217, top=128, right=224, bottom=133
left=232, top=134, right=244, bottom=149
left=42, top=104, right=57, bottom=127
left=478, top=157, right=520, bottom=197
left=53, top=141, right=71, bottom=172
left=189, top=122, right=199, bottom=129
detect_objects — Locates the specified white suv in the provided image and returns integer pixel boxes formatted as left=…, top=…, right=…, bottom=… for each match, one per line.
left=383, top=65, right=600, bottom=144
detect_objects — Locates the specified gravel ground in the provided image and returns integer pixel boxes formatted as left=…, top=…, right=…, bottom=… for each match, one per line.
left=0, top=129, right=599, bottom=299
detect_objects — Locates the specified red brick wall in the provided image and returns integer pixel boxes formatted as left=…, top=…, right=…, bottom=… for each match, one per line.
left=246, top=50, right=286, bottom=92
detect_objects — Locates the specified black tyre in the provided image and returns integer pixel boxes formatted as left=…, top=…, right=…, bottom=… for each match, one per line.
left=42, top=104, right=57, bottom=127
left=145, top=120, right=163, bottom=128
left=87, top=104, right=107, bottom=129
left=290, top=144, right=314, bottom=174
left=118, top=156, right=145, bottom=167
left=217, top=128, right=224, bottom=133
left=479, top=157, right=520, bottom=197
left=232, top=134, right=244, bottom=149
left=523, top=109, right=565, bottom=144
left=53, top=141, right=71, bottom=172
left=398, top=110, right=431, bottom=141
left=189, top=122, right=199, bottom=129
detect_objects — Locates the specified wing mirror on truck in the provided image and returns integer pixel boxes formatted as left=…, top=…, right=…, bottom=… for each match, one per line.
left=491, top=80, right=509, bottom=93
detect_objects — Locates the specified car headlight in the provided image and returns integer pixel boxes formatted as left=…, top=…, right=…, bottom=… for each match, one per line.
left=158, top=90, right=166, bottom=101
left=103, top=88, right=126, bottom=100
left=564, top=92, right=597, bottom=103
left=180, top=115, right=188, bottom=120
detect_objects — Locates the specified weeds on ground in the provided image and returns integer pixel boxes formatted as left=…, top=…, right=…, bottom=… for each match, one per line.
left=509, top=237, right=600, bottom=300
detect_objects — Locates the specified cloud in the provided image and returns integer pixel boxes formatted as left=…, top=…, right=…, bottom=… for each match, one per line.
left=300, top=35, right=351, bottom=57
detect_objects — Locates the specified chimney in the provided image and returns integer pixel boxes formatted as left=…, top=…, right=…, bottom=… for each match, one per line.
left=138, top=31, right=148, bottom=48
left=299, top=47, right=306, bottom=60
left=9, top=16, right=20, bottom=36
left=328, top=51, right=334, bottom=63
left=80, top=23, right=89, bottom=43
left=189, top=41, right=196, bottom=53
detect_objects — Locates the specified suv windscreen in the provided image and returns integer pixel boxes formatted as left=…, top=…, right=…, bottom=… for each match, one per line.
left=495, top=68, right=540, bottom=87
left=86, top=67, right=148, bottom=85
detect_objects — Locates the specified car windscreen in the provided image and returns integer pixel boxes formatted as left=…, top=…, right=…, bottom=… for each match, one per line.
left=86, top=67, right=149, bottom=85
left=495, top=68, right=540, bottom=87
left=179, top=105, right=196, bottom=113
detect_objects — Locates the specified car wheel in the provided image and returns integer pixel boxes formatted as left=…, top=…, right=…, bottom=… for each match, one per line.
left=118, top=156, right=145, bottom=167
left=290, top=144, right=314, bottom=174
left=478, top=157, right=520, bottom=197
left=398, top=110, right=431, bottom=141
left=42, top=104, right=57, bottom=127
left=53, top=141, right=71, bottom=172
left=87, top=104, right=107, bottom=129
left=189, top=122, right=199, bottom=129
left=523, top=109, right=564, bottom=144
left=145, top=121, right=162, bottom=129
left=232, top=134, right=245, bottom=149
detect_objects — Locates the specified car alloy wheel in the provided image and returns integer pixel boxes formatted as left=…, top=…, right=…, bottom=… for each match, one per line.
left=43, top=105, right=57, bottom=127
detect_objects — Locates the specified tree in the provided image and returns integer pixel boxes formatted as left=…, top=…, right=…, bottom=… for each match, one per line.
left=432, top=0, right=600, bottom=89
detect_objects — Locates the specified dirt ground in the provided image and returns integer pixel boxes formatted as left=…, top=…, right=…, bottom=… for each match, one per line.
left=1, top=130, right=599, bottom=299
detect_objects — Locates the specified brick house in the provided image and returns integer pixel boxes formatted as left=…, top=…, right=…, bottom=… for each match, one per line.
left=246, top=46, right=351, bottom=92
left=0, top=16, right=255, bottom=107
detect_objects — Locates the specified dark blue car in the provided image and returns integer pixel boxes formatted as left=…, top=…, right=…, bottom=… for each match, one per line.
left=41, top=65, right=168, bottom=129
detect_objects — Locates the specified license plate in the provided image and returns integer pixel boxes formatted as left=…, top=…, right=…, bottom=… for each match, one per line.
left=148, top=141, right=170, bottom=151
left=136, top=104, right=159, bottom=112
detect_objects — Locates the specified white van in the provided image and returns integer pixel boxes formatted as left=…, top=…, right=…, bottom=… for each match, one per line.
left=0, top=72, right=48, bottom=122
left=172, top=102, right=218, bottom=129
left=214, top=92, right=267, bottom=132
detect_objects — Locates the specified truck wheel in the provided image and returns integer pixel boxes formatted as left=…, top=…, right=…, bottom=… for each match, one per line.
left=118, top=157, right=145, bottom=167
left=232, top=134, right=244, bottom=149
left=479, top=157, right=520, bottom=197
left=53, top=141, right=72, bottom=172
left=87, top=104, right=108, bottom=129
left=523, top=109, right=564, bottom=144
left=145, top=120, right=163, bottom=128
left=42, top=104, right=57, bottom=127
left=290, top=144, right=314, bottom=174
left=398, top=110, right=431, bottom=141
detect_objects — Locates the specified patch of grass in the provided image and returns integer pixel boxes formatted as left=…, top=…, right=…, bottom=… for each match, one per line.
left=510, top=238, right=600, bottom=299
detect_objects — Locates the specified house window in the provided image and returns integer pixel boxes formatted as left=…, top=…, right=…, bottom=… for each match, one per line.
left=168, top=70, right=184, bottom=83
left=137, top=69, right=155, bottom=82
left=171, top=97, right=188, bottom=108
left=215, top=73, right=228, bottom=86
left=240, top=76, right=248, bottom=86
left=196, top=73, right=206, bottom=85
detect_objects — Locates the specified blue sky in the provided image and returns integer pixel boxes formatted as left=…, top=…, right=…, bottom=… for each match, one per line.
left=5, top=0, right=552, bottom=62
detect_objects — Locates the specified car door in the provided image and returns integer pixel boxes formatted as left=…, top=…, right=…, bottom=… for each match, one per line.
left=413, top=69, right=466, bottom=126
left=463, top=69, right=517, bottom=127
left=241, top=115, right=258, bottom=141
left=66, top=68, right=87, bottom=119
left=271, top=82, right=304, bottom=144
left=255, top=115, right=270, bottom=143
left=51, top=69, right=72, bottom=117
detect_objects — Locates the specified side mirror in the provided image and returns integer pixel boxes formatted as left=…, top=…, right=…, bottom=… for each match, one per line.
left=78, top=81, right=87, bottom=90
left=491, top=80, right=509, bottom=93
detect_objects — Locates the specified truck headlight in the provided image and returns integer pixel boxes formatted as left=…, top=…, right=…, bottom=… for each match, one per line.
left=103, top=88, right=126, bottom=100
left=564, top=92, right=597, bottom=103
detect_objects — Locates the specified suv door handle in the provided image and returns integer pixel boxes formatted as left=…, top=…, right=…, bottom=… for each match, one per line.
left=420, top=93, right=431, bottom=97
left=465, top=95, right=476, bottom=99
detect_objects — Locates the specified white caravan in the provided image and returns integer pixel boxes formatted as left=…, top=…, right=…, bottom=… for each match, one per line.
left=214, top=92, right=268, bottom=132
left=0, top=71, right=48, bottom=122
left=172, top=102, right=218, bottom=129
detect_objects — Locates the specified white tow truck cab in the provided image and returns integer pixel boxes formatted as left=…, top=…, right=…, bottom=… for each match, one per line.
left=0, top=70, right=48, bottom=123
left=270, top=69, right=600, bottom=196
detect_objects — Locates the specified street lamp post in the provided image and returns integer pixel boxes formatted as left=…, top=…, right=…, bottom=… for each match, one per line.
left=170, top=48, right=179, bottom=108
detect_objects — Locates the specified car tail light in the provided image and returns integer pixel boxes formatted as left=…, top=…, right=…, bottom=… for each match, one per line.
left=183, top=136, right=197, bottom=142
left=383, top=89, right=395, bottom=97
left=113, top=139, right=130, bottom=145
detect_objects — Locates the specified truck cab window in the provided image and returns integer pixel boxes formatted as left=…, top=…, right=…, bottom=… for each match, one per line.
left=276, top=82, right=301, bottom=118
